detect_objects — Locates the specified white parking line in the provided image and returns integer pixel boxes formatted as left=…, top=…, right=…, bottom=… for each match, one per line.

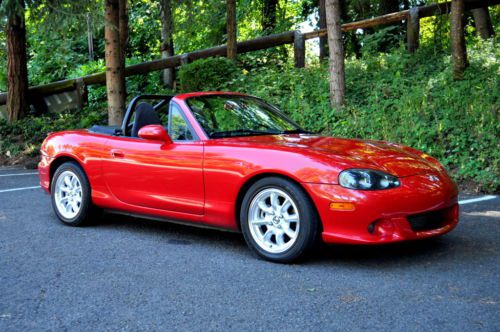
left=0, top=172, right=38, bottom=177
left=458, top=195, right=497, bottom=205
left=0, top=186, right=41, bottom=193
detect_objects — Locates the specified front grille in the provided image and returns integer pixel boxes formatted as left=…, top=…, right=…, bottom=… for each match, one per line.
left=407, top=205, right=455, bottom=232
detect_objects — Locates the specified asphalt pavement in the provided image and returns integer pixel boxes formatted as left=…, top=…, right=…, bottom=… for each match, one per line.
left=0, top=168, right=499, bottom=331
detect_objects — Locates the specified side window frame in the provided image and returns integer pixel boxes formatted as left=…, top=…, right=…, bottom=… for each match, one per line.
left=168, top=101, right=199, bottom=142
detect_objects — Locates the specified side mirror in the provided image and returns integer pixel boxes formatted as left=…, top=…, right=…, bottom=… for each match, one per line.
left=138, top=125, right=173, bottom=144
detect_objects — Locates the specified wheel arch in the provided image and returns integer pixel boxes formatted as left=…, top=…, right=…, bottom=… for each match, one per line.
left=49, top=155, right=86, bottom=191
left=234, top=172, right=323, bottom=232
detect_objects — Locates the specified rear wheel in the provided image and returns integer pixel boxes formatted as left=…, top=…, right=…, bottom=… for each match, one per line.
left=51, top=161, right=99, bottom=226
left=240, top=177, right=319, bottom=263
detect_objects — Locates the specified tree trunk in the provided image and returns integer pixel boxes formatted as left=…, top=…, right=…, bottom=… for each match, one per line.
left=105, top=0, right=126, bottom=125
left=262, top=0, right=278, bottom=34
left=325, top=0, right=345, bottom=108
left=471, top=7, right=494, bottom=39
left=160, top=0, right=175, bottom=88
left=119, top=0, right=129, bottom=65
left=227, top=0, right=237, bottom=60
left=6, top=0, right=29, bottom=123
left=318, top=0, right=327, bottom=61
left=451, top=0, right=468, bottom=80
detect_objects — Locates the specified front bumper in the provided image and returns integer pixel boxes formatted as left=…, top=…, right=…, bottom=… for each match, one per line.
left=304, top=172, right=459, bottom=245
left=38, top=154, right=52, bottom=193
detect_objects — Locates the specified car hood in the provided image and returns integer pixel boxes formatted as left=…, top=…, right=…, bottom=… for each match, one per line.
left=219, top=134, right=438, bottom=177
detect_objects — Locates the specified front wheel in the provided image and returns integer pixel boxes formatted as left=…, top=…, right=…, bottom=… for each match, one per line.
left=240, top=177, right=319, bottom=263
left=51, top=161, right=99, bottom=226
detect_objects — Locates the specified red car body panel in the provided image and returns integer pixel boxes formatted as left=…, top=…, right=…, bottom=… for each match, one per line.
left=38, top=92, right=459, bottom=244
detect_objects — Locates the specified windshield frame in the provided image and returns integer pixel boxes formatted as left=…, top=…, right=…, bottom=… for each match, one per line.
left=183, top=94, right=307, bottom=139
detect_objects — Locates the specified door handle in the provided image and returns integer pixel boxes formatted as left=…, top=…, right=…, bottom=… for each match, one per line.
left=111, top=149, right=125, bottom=158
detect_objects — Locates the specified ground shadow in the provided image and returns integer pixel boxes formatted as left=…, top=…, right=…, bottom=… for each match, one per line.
left=87, top=211, right=477, bottom=269
left=94, top=212, right=246, bottom=248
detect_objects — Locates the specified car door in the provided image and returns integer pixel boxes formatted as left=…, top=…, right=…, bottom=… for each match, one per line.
left=101, top=102, right=204, bottom=215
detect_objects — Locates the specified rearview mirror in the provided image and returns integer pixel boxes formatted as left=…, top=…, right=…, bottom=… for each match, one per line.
left=138, top=125, right=173, bottom=144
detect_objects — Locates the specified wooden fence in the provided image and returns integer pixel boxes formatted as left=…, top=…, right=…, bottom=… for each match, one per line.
left=0, top=0, right=497, bottom=110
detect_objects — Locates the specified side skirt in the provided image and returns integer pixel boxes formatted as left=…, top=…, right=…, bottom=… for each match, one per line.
left=103, top=209, right=241, bottom=234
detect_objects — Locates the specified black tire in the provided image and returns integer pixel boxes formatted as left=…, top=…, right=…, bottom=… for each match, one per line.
left=51, top=161, right=100, bottom=226
left=240, top=176, right=319, bottom=263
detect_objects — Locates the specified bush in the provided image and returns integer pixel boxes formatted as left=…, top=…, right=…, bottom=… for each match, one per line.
left=178, top=57, right=240, bottom=92
left=222, top=40, right=499, bottom=192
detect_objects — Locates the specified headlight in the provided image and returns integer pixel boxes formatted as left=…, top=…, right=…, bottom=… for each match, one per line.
left=338, top=169, right=400, bottom=190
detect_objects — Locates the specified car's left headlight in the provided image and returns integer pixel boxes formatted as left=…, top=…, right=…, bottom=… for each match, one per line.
left=338, top=169, right=400, bottom=190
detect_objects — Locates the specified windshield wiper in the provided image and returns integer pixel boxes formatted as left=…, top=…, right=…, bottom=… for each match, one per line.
left=280, top=129, right=314, bottom=134
left=210, top=129, right=282, bottom=138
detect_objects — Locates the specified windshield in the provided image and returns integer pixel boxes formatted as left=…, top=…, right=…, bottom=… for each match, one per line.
left=186, top=95, right=306, bottom=138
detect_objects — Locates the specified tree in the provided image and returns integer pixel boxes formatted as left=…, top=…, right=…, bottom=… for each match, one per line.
left=104, top=0, right=128, bottom=126
left=318, top=0, right=327, bottom=61
left=471, top=7, right=494, bottom=39
left=226, top=0, right=237, bottom=60
left=262, top=0, right=278, bottom=34
left=325, top=0, right=344, bottom=108
left=119, top=0, right=128, bottom=65
left=450, top=0, right=467, bottom=80
left=4, top=0, right=28, bottom=123
left=160, top=0, right=174, bottom=88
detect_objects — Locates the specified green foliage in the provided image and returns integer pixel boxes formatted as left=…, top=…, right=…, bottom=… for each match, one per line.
left=220, top=40, right=499, bottom=192
left=178, top=57, right=240, bottom=92
left=0, top=106, right=107, bottom=158
left=25, top=1, right=103, bottom=85
left=360, top=26, right=403, bottom=55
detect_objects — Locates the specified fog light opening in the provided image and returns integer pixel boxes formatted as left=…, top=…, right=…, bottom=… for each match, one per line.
left=369, top=219, right=395, bottom=236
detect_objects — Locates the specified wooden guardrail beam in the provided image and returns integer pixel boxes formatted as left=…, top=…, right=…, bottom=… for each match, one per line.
left=0, top=31, right=295, bottom=105
left=302, top=0, right=499, bottom=40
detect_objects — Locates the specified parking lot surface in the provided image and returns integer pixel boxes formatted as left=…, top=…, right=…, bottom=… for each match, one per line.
left=0, top=168, right=499, bottom=331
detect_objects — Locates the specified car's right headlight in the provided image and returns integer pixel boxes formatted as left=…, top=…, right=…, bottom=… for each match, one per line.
left=338, top=169, right=400, bottom=190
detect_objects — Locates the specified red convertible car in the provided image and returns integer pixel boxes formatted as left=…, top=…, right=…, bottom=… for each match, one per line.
left=38, top=92, right=459, bottom=262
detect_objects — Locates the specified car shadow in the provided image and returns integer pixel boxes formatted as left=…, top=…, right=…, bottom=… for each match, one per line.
left=94, top=212, right=247, bottom=248
left=94, top=212, right=474, bottom=267
left=307, top=237, right=453, bottom=266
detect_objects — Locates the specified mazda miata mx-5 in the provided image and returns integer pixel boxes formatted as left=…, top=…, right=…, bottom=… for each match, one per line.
left=38, top=92, right=459, bottom=262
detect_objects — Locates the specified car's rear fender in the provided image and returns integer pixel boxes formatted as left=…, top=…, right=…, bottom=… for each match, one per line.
left=38, top=130, right=111, bottom=205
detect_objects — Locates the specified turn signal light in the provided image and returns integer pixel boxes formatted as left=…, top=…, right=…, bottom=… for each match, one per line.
left=329, top=202, right=355, bottom=211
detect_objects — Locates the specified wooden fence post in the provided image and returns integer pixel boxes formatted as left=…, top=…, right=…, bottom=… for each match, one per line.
left=293, top=31, right=305, bottom=68
left=407, top=7, right=420, bottom=53
left=75, top=78, right=88, bottom=110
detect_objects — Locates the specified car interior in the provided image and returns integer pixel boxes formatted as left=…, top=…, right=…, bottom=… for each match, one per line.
left=89, top=95, right=195, bottom=141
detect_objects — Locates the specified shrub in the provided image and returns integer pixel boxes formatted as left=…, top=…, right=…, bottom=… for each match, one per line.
left=178, top=57, right=240, bottom=92
left=222, top=40, right=499, bottom=192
